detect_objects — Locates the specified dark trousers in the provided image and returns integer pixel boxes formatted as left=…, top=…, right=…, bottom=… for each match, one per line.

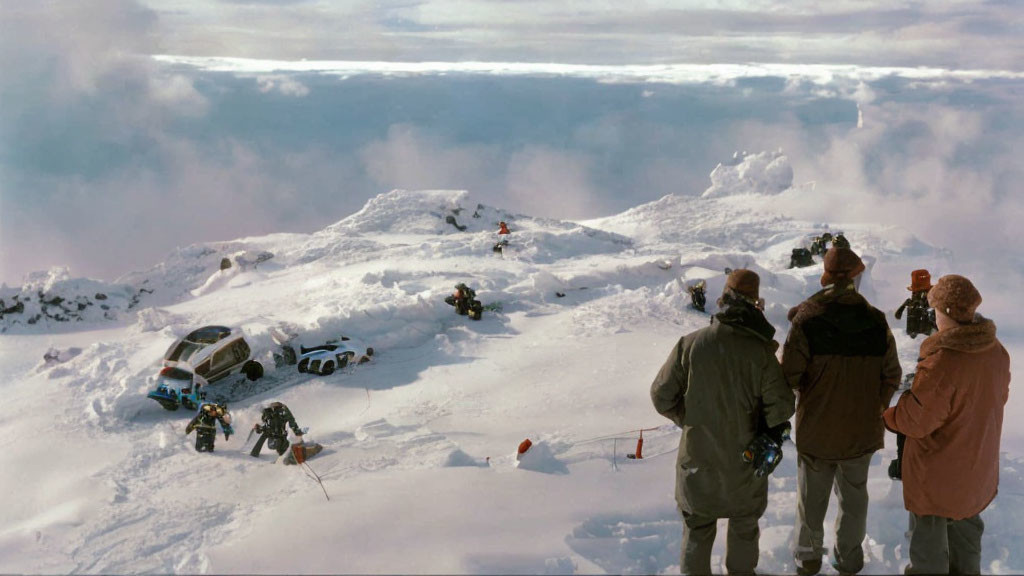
left=195, top=429, right=215, bottom=452
left=906, top=512, right=983, bottom=575
left=681, top=511, right=760, bottom=575
left=250, top=433, right=289, bottom=457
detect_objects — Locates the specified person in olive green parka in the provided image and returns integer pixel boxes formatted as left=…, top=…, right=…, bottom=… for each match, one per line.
left=652, top=269, right=795, bottom=575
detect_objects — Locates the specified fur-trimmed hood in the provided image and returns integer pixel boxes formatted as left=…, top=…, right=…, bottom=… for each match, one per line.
left=920, top=315, right=998, bottom=358
left=787, top=283, right=866, bottom=326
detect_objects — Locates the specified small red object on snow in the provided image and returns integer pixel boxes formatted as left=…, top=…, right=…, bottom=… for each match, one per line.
left=517, top=438, right=532, bottom=456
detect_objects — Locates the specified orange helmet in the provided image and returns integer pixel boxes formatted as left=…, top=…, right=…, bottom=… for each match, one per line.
left=908, top=269, right=933, bottom=292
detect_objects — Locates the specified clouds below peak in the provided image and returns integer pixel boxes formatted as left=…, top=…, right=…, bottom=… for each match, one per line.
left=2, top=0, right=1022, bottom=288
left=137, top=0, right=1023, bottom=71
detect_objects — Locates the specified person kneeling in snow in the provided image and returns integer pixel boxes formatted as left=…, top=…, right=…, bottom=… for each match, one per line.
left=651, top=269, right=795, bottom=574
left=444, top=283, right=484, bottom=320
left=185, top=402, right=234, bottom=453
left=687, top=279, right=707, bottom=313
left=250, top=401, right=304, bottom=457
left=883, top=275, right=1010, bottom=575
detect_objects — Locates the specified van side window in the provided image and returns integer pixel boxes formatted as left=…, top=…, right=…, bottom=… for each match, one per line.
left=195, top=359, right=211, bottom=376
left=232, top=339, right=250, bottom=364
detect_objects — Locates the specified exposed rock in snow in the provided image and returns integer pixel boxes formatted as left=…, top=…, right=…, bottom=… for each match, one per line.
left=39, top=347, right=84, bottom=369
left=0, top=267, right=139, bottom=331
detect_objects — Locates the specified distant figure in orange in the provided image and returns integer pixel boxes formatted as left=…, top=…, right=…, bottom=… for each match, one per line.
left=494, top=221, right=511, bottom=253
left=896, top=269, right=937, bottom=338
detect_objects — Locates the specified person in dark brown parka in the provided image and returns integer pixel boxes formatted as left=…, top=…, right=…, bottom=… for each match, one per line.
left=782, top=247, right=901, bottom=576
left=652, top=269, right=795, bottom=575
left=883, top=275, right=1010, bottom=575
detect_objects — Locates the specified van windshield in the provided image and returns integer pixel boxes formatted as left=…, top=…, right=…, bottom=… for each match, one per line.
left=165, top=341, right=204, bottom=363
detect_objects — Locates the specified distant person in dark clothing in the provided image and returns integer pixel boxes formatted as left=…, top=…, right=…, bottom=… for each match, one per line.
left=186, top=403, right=234, bottom=453
left=250, top=401, right=304, bottom=457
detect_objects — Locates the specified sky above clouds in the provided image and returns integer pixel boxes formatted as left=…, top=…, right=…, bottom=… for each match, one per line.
left=0, top=0, right=1021, bottom=287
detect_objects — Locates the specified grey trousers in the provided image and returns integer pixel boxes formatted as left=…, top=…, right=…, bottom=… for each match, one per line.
left=906, top=512, right=984, bottom=575
left=793, top=452, right=873, bottom=574
left=681, top=511, right=760, bottom=575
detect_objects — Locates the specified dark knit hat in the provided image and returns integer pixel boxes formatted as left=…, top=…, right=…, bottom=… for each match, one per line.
left=820, top=247, right=866, bottom=287
left=928, top=274, right=982, bottom=323
left=725, top=269, right=760, bottom=301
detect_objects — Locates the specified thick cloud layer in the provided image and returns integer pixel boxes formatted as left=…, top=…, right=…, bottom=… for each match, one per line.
left=2, top=1, right=1021, bottom=292
left=141, top=0, right=1023, bottom=70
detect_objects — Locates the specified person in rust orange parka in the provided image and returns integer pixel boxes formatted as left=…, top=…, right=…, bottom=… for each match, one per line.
left=883, top=274, right=1011, bottom=575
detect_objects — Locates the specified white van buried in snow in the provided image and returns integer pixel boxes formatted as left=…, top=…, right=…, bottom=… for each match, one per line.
left=147, top=325, right=266, bottom=410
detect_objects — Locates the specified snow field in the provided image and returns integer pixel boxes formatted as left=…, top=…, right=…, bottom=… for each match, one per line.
left=1, top=158, right=1022, bottom=574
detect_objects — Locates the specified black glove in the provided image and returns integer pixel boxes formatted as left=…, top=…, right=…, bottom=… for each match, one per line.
left=765, top=422, right=792, bottom=445
left=888, top=432, right=906, bottom=480
left=254, top=424, right=263, bottom=433
left=743, top=434, right=784, bottom=478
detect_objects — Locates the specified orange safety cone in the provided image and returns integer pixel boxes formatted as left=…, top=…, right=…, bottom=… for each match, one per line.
left=626, top=430, right=644, bottom=459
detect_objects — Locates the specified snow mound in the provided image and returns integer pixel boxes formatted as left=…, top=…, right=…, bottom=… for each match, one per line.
left=515, top=441, right=569, bottom=475
left=444, top=449, right=490, bottom=468
left=325, top=189, right=476, bottom=235
left=585, top=193, right=797, bottom=250
left=117, top=235, right=302, bottom=306
left=702, top=150, right=793, bottom=198
left=133, top=307, right=191, bottom=333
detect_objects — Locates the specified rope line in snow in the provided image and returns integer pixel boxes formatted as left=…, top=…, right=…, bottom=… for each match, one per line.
left=302, top=461, right=330, bottom=501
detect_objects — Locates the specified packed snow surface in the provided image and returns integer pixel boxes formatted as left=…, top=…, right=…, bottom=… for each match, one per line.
left=1, top=157, right=1021, bottom=574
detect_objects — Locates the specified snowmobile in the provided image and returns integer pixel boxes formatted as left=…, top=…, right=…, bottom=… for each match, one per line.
left=147, top=366, right=209, bottom=411
left=296, top=336, right=374, bottom=376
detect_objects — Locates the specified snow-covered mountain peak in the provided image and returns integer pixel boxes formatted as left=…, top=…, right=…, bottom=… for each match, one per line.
left=324, top=189, right=474, bottom=235
left=702, top=150, right=794, bottom=198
